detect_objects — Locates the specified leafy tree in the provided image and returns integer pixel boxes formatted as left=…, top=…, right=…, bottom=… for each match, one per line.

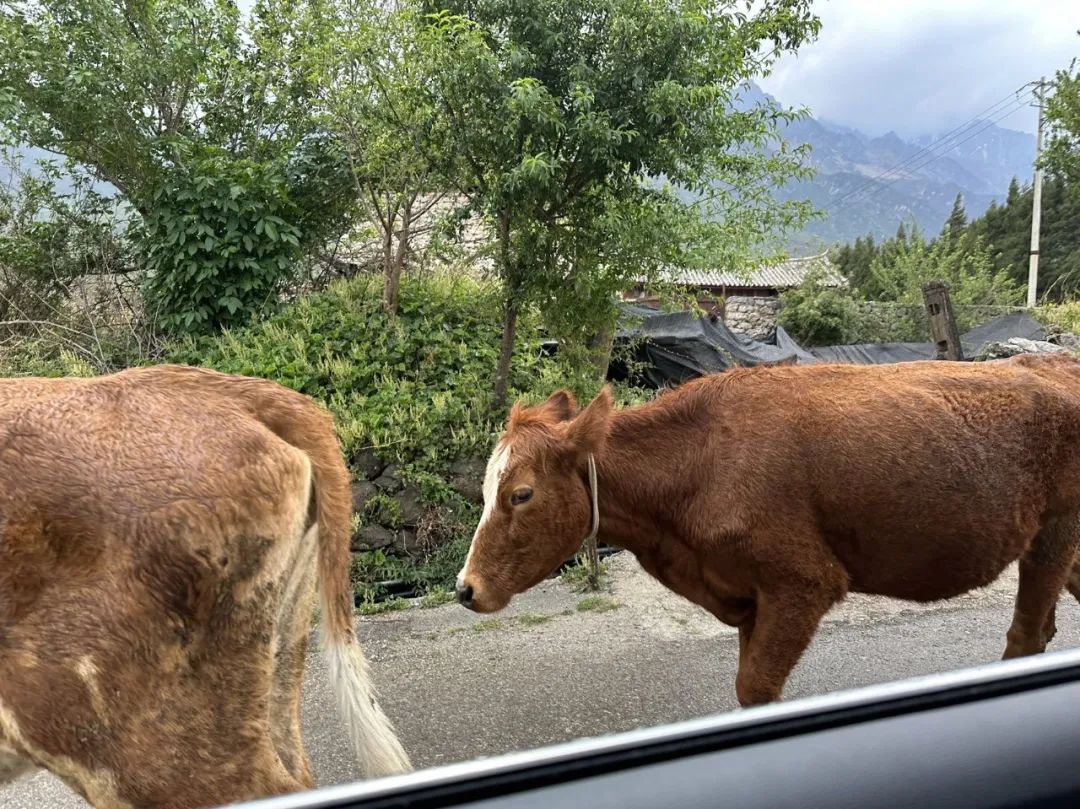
left=1044, top=45, right=1080, bottom=185
left=139, top=144, right=302, bottom=333
left=831, top=234, right=877, bottom=293
left=867, top=229, right=1022, bottom=308
left=944, top=192, right=967, bottom=240
left=412, top=0, right=820, bottom=406
left=0, top=1, right=355, bottom=331
left=311, top=0, right=446, bottom=317
left=777, top=267, right=857, bottom=346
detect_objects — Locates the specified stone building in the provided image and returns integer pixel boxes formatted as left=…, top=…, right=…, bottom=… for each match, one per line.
left=620, top=253, right=846, bottom=340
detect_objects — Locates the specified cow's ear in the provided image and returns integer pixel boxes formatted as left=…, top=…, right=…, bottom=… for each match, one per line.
left=562, top=386, right=613, bottom=460
left=508, top=389, right=578, bottom=433
left=538, top=389, right=578, bottom=422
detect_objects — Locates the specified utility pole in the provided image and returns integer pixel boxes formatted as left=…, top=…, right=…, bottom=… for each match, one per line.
left=1027, top=78, right=1046, bottom=308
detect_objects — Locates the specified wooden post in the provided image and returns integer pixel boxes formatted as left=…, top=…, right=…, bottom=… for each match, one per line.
left=922, top=281, right=964, bottom=361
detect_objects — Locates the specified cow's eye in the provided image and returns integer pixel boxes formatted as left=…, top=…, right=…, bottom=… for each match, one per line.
left=511, top=487, right=533, bottom=506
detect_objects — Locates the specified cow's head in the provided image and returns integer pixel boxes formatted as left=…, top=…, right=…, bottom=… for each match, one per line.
left=456, top=387, right=613, bottom=612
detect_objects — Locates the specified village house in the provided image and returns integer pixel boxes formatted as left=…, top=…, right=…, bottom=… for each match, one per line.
left=621, top=252, right=847, bottom=319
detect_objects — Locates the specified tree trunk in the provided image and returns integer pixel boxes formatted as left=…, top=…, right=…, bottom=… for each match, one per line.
left=492, top=210, right=518, bottom=411
left=493, top=294, right=519, bottom=412
left=381, top=216, right=395, bottom=317
left=586, top=318, right=616, bottom=381
left=384, top=198, right=412, bottom=318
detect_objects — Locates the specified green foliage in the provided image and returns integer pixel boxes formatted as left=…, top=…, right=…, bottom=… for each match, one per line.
left=0, top=154, right=129, bottom=321
left=944, top=192, right=968, bottom=240
left=163, top=271, right=625, bottom=467
left=830, top=234, right=878, bottom=294
left=969, top=176, right=1080, bottom=301
left=138, top=145, right=302, bottom=333
left=575, top=595, right=619, bottom=613
left=867, top=230, right=1023, bottom=309
left=778, top=268, right=859, bottom=346
left=1044, top=48, right=1080, bottom=186
left=0, top=151, right=152, bottom=372
left=356, top=595, right=410, bottom=615
left=1036, top=301, right=1080, bottom=335
left=409, top=0, right=819, bottom=400
left=310, top=0, right=442, bottom=314
left=560, top=557, right=610, bottom=593
left=362, top=493, right=404, bottom=530
left=1, top=1, right=358, bottom=333
left=419, top=588, right=456, bottom=608
left=0, top=1, right=330, bottom=207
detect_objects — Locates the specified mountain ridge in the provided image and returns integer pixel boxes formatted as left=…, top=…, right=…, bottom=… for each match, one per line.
left=739, top=83, right=1038, bottom=254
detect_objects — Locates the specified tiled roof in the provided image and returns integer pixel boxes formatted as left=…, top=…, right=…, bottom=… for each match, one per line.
left=641, top=253, right=846, bottom=290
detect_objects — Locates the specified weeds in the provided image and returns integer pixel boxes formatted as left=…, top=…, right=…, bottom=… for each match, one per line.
left=516, top=613, right=554, bottom=627
left=356, top=596, right=409, bottom=616
left=420, top=588, right=456, bottom=608
left=576, top=596, right=619, bottom=613
left=560, top=557, right=610, bottom=592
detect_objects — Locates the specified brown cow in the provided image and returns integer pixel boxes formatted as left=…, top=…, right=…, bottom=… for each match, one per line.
left=0, top=364, right=411, bottom=808
left=457, top=353, right=1080, bottom=706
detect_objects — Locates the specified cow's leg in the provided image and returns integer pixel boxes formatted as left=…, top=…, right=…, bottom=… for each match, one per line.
left=737, top=609, right=756, bottom=662
left=734, top=569, right=845, bottom=707
left=1043, top=602, right=1058, bottom=648
left=0, top=749, right=34, bottom=785
left=1066, top=557, right=1080, bottom=604
left=269, top=524, right=320, bottom=789
left=1004, top=515, right=1079, bottom=659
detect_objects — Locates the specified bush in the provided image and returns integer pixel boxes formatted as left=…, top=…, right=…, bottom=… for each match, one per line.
left=778, top=269, right=859, bottom=346
left=1037, top=301, right=1080, bottom=335
left=139, top=144, right=303, bottom=335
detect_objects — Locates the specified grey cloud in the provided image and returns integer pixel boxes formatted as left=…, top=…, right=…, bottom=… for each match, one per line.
left=761, top=2, right=1078, bottom=137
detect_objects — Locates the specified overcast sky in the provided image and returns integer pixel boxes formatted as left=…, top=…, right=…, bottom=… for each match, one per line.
left=235, top=0, right=1077, bottom=138
left=759, top=0, right=1079, bottom=137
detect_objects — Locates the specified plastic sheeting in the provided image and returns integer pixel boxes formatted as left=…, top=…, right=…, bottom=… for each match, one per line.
left=805, top=312, right=1047, bottom=366
left=610, top=306, right=801, bottom=388
left=610, top=305, right=1050, bottom=388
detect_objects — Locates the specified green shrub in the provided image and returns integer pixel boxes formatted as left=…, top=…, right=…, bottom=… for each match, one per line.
left=361, top=493, right=404, bottom=529
left=1037, top=301, right=1080, bottom=335
left=778, top=269, right=859, bottom=346
left=139, top=144, right=303, bottom=334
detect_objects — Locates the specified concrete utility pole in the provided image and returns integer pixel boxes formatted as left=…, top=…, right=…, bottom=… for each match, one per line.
left=1027, top=78, right=1046, bottom=308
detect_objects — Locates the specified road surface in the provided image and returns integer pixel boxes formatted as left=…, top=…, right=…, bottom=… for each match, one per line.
left=4, top=554, right=1079, bottom=808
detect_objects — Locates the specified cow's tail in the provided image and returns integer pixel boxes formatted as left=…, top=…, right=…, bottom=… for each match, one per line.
left=244, top=377, right=413, bottom=778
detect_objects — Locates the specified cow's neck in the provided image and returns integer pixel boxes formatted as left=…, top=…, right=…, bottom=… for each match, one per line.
left=590, top=395, right=696, bottom=558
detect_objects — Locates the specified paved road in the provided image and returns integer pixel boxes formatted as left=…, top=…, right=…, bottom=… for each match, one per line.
left=4, top=555, right=1079, bottom=808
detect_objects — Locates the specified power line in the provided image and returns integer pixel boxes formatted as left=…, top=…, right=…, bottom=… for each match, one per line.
left=824, top=82, right=1037, bottom=214
left=824, top=83, right=1035, bottom=212
left=826, top=93, right=1035, bottom=220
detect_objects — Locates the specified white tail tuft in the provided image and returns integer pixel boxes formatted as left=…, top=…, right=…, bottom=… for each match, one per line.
left=324, top=638, right=412, bottom=777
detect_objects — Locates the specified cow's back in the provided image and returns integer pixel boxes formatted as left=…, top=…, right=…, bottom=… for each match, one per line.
left=696, top=356, right=1080, bottom=600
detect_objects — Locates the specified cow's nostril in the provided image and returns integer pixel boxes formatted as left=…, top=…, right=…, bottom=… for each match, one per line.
left=457, top=584, right=474, bottom=607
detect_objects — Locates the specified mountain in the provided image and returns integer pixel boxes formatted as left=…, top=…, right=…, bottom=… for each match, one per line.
left=736, top=84, right=1038, bottom=254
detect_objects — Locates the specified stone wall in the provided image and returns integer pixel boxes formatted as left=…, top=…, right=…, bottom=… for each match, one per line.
left=349, top=451, right=484, bottom=556
left=723, top=296, right=782, bottom=342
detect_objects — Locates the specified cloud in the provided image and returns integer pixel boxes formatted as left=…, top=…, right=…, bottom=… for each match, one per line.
left=759, top=0, right=1079, bottom=136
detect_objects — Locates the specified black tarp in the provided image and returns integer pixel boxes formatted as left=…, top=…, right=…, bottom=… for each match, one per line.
left=610, top=305, right=1052, bottom=388
left=805, top=312, right=1047, bottom=366
left=611, top=305, right=803, bottom=388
